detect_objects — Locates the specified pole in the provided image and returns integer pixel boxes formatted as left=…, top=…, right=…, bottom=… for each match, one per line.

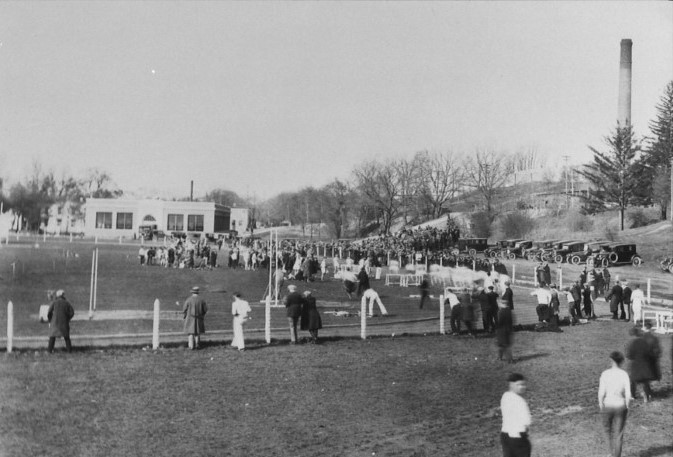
left=360, top=298, right=367, bottom=340
left=93, top=248, right=99, bottom=310
left=558, top=267, right=563, bottom=290
left=152, top=299, right=160, bottom=349
left=439, top=295, right=445, bottom=335
left=265, top=295, right=271, bottom=344
left=512, top=264, right=516, bottom=283
left=647, top=278, right=651, bottom=304
left=267, top=231, right=273, bottom=301
left=89, top=250, right=95, bottom=317
left=7, top=301, right=14, bottom=353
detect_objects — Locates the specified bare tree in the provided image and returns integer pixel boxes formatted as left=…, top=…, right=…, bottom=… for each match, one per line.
left=352, top=159, right=402, bottom=235
left=512, top=145, right=545, bottom=172
left=463, top=148, right=514, bottom=222
left=415, top=150, right=464, bottom=219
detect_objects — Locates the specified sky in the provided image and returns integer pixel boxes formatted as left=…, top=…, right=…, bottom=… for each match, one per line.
left=0, top=2, right=671, bottom=201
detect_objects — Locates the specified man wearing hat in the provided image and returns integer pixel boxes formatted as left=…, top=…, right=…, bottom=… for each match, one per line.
left=284, top=285, right=304, bottom=344
left=47, top=289, right=75, bottom=353
left=182, top=286, right=208, bottom=350
left=501, top=280, right=514, bottom=310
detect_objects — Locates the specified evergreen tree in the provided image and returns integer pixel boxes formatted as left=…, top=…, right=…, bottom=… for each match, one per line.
left=640, top=81, right=673, bottom=219
left=579, top=123, right=641, bottom=230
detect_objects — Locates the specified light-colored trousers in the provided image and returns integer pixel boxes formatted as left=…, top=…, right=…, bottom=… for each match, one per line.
left=231, top=316, right=247, bottom=349
left=363, top=293, right=388, bottom=316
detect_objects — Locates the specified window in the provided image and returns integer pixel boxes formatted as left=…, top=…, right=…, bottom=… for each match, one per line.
left=167, top=214, right=184, bottom=231
left=116, top=212, right=133, bottom=230
left=95, top=212, right=112, bottom=229
left=188, top=214, right=204, bottom=232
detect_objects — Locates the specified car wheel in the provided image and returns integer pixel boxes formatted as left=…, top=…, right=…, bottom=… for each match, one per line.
left=669, top=265, right=673, bottom=274
left=632, top=257, right=642, bottom=267
left=469, top=249, right=476, bottom=256
left=569, top=256, right=579, bottom=265
left=601, top=258, right=609, bottom=268
left=609, top=253, right=618, bottom=263
left=554, top=254, right=563, bottom=263
left=507, top=253, right=516, bottom=260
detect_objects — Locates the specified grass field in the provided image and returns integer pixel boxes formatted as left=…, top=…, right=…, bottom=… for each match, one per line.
left=0, top=236, right=672, bottom=456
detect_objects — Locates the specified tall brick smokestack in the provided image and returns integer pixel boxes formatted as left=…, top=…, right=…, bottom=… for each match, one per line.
left=618, top=39, right=632, bottom=126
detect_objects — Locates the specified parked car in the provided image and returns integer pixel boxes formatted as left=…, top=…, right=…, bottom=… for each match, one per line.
left=553, top=241, right=585, bottom=263
left=505, top=240, right=534, bottom=260
left=601, top=243, right=643, bottom=267
left=485, top=239, right=523, bottom=258
left=456, top=238, right=489, bottom=256
left=525, top=240, right=559, bottom=261
left=659, top=257, right=673, bottom=273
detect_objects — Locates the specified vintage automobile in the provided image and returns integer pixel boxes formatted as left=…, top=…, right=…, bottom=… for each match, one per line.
left=600, top=243, right=643, bottom=267
left=485, top=239, right=524, bottom=258
left=525, top=239, right=560, bottom=261
left=553, top=241, right=586, bottom=263
left=659, top=256, right=673, bottom=273
left=455, top=238, right=489, bottom=256
left=566, top=240, right=612, bottom=266
left=505, top=240, right=534, bottom=260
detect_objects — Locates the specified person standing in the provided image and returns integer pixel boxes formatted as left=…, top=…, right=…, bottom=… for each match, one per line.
left=621, top=282, right=632, bottom=321
left=475, top=287, right=490, bottom=333
left=182, top=286, right=207, bottom=350
left=630, top=284, right=646, bottom=325
left=47, top=289, right=75, bottom=353
left=501, top=280, right=514, bottom=310
left=300, top=290, right=323, bottom=344
left=582, top=284, right=594, bottom=319
left=356, top=265, right=370, bottom=298
left=419, top=275, right=430, bottom=309
left=598, top=351, right=631, bottom=457
left=231, top=293, right=251, bottom=351
left=603, top=267, right=612, bottom=292
left=495, top=300, right=514, bottom=363
left=530, top=285, right=551, bottom=323
left=548, top=284, right=561, bottom=329
left=606, top=280, right=624, bottom=320
left=500, top=373, right=532, bottom=457
left=461, top=288, right=476, bottom=338
left=626, top=327, right=655, bottom=402
left=284, top=285, right=304, bottom=344
left=570, top=280, right=583, bottom=320
left=445, top=289, right=462, bottom=335
left=641, top=322, right=662, bottom=386
left=486, top=285, right=499, bottom=333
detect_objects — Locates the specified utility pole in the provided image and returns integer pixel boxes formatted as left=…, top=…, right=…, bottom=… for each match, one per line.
left=562, top=155, right=570, bottom=208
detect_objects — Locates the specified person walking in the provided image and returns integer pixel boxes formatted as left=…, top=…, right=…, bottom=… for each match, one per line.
left=582, top=283, right=595, bottom=319
left=284, top=285, right=304, bottom=344
left=630, top=284, right=645, bottom=325
left=495, top=300, right=514, bottom=363
left=419, top=275, right=430, bottom=309
left=641, top=322, right=662, bottom=386
left=231, top=293, right=251, bottom=351
left=598, top=351, right=631, bottom=457
left=500, top=373, right=532, bottom=457
left=606, top=280, right=624, bottom=320
left=621, top=282, right=632, bottom=321
left=626, top=327, right=656, bottom=402
left=47, top=289, right=75, bottom=353
left=300, top=290, right=323, bottom=344
left=356, top=265, right=370, bottom=298
left=182, top=286, right=207, bottom=350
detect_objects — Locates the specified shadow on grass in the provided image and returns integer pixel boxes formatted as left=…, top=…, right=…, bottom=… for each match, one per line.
left=514, top=352, right=551, bottom=363
left=639, top=445, right=673, bottom=457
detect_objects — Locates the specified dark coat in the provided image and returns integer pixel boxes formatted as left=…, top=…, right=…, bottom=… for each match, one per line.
left=496, top=307, right=513, bottom=347
left=486, top=291, right=499, bottom=312
left=626, top=336, right=657, bottom=382
left=501, top=287, right=514, bottom=309
left=606, top=285, right=623, bottom=313
left=543, top=265, right=551, bottom=285
left=183, top=294, right=207, bottom=335
left=461, top=294, right=475, bottom=322
left=47, top=297, right=75, bottom=338
left=622, top=286, right=632, bottom=304
left=642, top=332, right=662, bottom=381
left=300, top=296, right=322, bottom=331
left=284, top=291, right=304, bottom=319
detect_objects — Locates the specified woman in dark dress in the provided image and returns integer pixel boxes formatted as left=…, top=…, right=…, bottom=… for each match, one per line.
left=300, top=291, right=323, bottom=343
left=582, top=284, right=595, bottom=319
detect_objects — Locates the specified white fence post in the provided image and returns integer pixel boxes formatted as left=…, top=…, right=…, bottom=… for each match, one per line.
left=647, top=278, right=651, bottom=304
left=439, top=295, right=445, bottom=335
left=152, top=299, right=160, bottom=349
left=265, top=295, right=271, bottom=344
left=7, top=301, right=13, bottom=353
left=512, top=264, right=516, bottom=283
left=360, top=299, right=367, bottom=340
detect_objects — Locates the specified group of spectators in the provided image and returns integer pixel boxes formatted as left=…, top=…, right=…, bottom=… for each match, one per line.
left=138, top=239, right=219, bottom=270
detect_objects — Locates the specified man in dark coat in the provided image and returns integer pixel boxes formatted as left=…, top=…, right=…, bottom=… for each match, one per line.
left=606, top=281, right=624, bottom=320
left=535, top=263, right=546, bottom=287
left=642, top=322, right=662, bottom=382
left=621, top=282, right=632, bottom=321
left=496, top=300, right=514, bottom=363
left=626, top=327, right=656, bottom=402
left=485, top=286, right=499, bottom=333
left=475, top=287, right=491, bottom=333
left=47, top=289, right=75, bottom=353
left=543, top=263, right=551, bottom=288
left=183, top=286, right=207, bottom=350
left=300, top=291, right=322, bottom=344
left=419, top=275, right=430, bottom=309
left=570, top=281, right=583, bottom=320
left=284, top=285, right=304, bottom=344
left=501, top=280, right=514, bottom=310
left=356, top=266, right=370, bottom=298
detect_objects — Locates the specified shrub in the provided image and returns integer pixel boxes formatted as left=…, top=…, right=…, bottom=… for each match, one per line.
left=565, top=210, right=594, bottom=232
left=500, top=211, right=536, bottom=238
left=628, top=208, right=654, bottom=229
left=469, top=211, right=492, bottom=238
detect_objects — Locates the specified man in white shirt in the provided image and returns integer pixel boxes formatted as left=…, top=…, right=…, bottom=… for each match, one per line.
left=361, top=288, right=389, bottom=317
left=500, top=372, right=532, bottom=457
left=598, top=351, right=631, bottom=457
left=530, top=286, right=551, bottom=323
left=231, top=293, right=252, bottom=351
left=445, top=289, right=462, bottom=335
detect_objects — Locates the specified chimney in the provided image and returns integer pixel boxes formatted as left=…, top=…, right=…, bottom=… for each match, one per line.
left=618, top=39, right=632, bottom=126
left=190, top=180, right=194, bottom=202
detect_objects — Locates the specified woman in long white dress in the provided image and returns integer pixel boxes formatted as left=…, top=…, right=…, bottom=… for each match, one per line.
left=231, top=293, right=251, bottom=351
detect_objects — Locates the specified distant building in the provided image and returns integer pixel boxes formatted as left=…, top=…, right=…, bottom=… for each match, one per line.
left=44, top=201, right=85, bottom=235
left=230, top=207, right=250, bottom=233
left=84, top=198, right=231, bottom=238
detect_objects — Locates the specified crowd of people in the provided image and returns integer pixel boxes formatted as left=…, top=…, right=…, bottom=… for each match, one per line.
left=138, top=238, right=219, bottom=270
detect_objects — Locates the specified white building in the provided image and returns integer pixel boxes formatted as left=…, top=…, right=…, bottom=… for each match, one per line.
left=84, top=198, right=231, bottom=239
left=230, top=207, right=250, bottom=233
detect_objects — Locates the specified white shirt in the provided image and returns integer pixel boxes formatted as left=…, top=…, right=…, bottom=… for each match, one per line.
left=530, top=288, right=551, bottom=305
left=630, top=289, right=645, bottom=307
left=598, top=367, right=631, bottom=409
left=361, top=288, right=380, bottom=302
left=445, top=292, right=460, bottom=308
left=232, top=298, right=251, bottom=320
left=500, top=391, right=531, bottom=437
